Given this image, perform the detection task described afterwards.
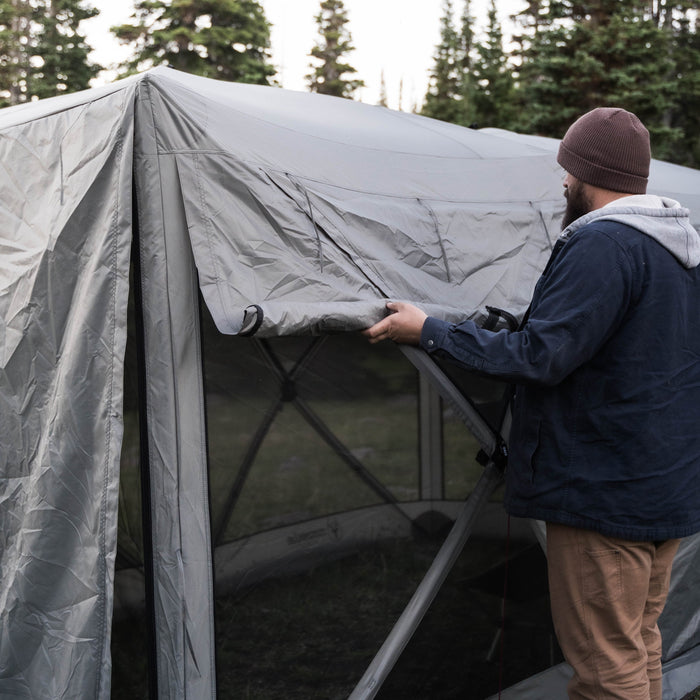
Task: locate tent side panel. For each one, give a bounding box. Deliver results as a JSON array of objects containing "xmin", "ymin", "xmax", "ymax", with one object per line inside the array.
[
  {"xmin": 659, "ymin": 532, "xmax": 700, "ymax": 660},
  {"xmin": 0, "ymin": 88, "xmax": 135, "ymax": 698},
  {"xmin": 133, "ymin": 79, "xmax": 216, "ymax": 700}
]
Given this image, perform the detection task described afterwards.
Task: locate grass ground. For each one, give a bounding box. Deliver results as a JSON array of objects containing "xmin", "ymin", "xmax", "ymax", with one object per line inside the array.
[
  {"xmin": 111, "ymin": 531, "xmax": 700, "ymax": 698},
  {"xmin": 111, "ymin": 534, "xmax": 561, "ymax": 699}
]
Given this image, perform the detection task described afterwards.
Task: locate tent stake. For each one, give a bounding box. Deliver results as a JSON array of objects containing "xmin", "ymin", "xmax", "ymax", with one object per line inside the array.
[{"xmin": 348, "ymin": 461, "xmax": 504, "ymax": 700}]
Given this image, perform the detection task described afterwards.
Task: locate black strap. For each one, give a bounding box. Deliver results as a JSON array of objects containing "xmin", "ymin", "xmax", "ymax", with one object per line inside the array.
[
  {"xmin": 482, "ymin": 306, "xmax": 520, "ymax": 332},
  {"xmin": 239, "ymin": 304, "xmax": 264, "ymax": 336}
]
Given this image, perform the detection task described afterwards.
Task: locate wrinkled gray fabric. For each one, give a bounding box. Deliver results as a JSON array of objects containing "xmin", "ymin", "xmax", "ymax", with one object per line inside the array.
[
  {"xmin": 140, "ymin": 69, "xmax": 563, "ymax": 336},
  {"xmin": 132, "ymin": 78, "xmax": 217, "ymax": 698},
  {"xmin": 660, "ymin": 532, "xmax": 700, "ymax": 659},
  {"xmin": 0, "ymin": 85, "xmax": 135, "ymax": 698}
]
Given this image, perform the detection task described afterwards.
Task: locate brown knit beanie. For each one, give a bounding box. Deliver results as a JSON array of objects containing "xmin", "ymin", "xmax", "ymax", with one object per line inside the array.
[{"xmin": 557, "ymin": 107, "xmax": 650, "ymax": 193}]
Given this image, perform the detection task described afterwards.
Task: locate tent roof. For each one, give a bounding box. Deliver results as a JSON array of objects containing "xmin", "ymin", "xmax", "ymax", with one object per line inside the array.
[
  {"xmin": 0, "ymin": 75, "xmax": 136, "ymax": 129},
  {"xmin": 137, "ymin": 68, "xmax": 562, "ymax": 201},
  {"xmin": 481, "ymin": 127, "xmax": 700, "ymax": 216},
  {"xmin": 130, "ymin": 68, "xmax": 565, "ymax": 335},
  {"xmin": 3, "ymin": 68, "xmax": 699, "ymax": 340}
]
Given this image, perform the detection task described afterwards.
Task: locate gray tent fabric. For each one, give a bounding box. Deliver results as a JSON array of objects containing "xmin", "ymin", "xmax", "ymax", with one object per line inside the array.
[
  {"xmin": 0, "ymin": 84, "xmax": 135, "ymax": 697},
  {"xmin": 1, "ymin": 66, "xmax": 699, "ymax": 699},
  {"xmin": 149, "ymin": 69, "xmax": 563, "ymax": 336},
  {"xmin": 663, "ymin": 532, "xmax": 700, "ymax": 659},
  {"xmin": 132, "ymin": 77, "xmax": 217, "ymax": 698}
]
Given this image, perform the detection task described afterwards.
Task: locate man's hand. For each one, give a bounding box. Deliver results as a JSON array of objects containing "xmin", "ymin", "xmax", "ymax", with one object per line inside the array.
[{"xmin": 362, "ymin": 302, "xmax": 428, "ymax": 345}]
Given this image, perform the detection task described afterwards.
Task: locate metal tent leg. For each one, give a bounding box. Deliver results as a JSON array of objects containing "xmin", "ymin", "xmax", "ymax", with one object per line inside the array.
[
  {"xmin": 348, "ymin": 344, "xmax": 510, "ymax": 700},
  {"xmin": 348, "ymin": 461, "xmax": 504, "ymax": 700}
]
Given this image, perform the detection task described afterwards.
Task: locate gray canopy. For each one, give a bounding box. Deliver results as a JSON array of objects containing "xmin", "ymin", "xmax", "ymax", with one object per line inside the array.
[{"xmin": 1, "ymin": 67, "xmax": 699, "ymax": 699}]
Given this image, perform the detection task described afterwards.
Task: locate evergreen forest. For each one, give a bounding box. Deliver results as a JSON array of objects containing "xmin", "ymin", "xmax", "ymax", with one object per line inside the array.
[
  {"xmin": 0, "ymin": 0, "xmax": 699, "ymax": 166},
  {"xmin": 422, "ymin": 0, "xmax": 700, "ymax": 167}
]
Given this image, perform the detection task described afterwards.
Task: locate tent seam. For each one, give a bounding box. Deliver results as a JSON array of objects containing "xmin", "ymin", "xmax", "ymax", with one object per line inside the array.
[
  {"xmin": 139, "ymin": 74, "xmax": 173, "ymax": 697},
  {"xmin": 167, "ymin": 154, "xmax": 563, "ymax": 204},
  {"xmin": 417, "ymin": 198, "xmax": 451, "ymax": 283},
  {"xmin": 151, "ymin": 145, "xmax": 555, "ymax": 163},
  {"xmin": 286, "ymin": 173, "xmax": 325, "ymax": 272},
  {"xmin": 94, "ymin": 88, "xmax": 127, "ymax": 700}
]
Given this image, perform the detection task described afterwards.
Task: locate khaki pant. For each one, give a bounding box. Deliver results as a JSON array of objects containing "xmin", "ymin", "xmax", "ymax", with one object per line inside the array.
[{"xmin": 546, "ymin": 523, "xmax": 680, "ymax": 700}]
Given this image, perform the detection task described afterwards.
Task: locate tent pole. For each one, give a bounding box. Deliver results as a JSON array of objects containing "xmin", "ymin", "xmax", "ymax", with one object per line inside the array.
[
  {"xmin": 293, "ymin": 394, "xmax": 414, "ymax": 518},
  {"xmin": 131, "ymin": 180, "xmax": 159, "ymax": 700},
  {"xmin": 348, "ymin": 345, "xmax": 508, "ymax": 699},
  {"xmin": 398, "ymin": 345, "xmax": 498, "ymax": 454},
  {"xmin": 347, "ymin": 461, "xmax": 504, "ymax": 700},
  {"xmin": 255, "ymin": 338, "xmax": 415, "ymax": 522},
  {"xmin": 212, "ymin": 338, "xmax": 326, "ymax": 544},
  {"xmin": 212, "ymin": 393, "xmax": 286, "ymax": 545}
]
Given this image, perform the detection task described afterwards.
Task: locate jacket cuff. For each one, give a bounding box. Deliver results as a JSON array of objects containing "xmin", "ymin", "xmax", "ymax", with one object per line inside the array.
[{"xmin": 420, "ymin": 316, "xmax": 452, "ymax": 353}]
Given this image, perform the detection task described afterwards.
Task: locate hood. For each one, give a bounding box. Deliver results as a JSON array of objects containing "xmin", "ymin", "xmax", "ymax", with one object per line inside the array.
[{"xmin": 563, "ymin": 194, "xmax": 700, "ymax": 269}]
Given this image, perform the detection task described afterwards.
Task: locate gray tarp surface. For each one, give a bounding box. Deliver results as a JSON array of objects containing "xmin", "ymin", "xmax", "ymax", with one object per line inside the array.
[
  {"xmin": 1, "ymin": 67, "xmax": 699, "ymax": 699},
  {"xmin": 0, "ymin": 82, "xmax": 135, "ymax": 697},
  {"xmin": 149, "ymin": 70, "xmax": 564, "ymax": 335}
]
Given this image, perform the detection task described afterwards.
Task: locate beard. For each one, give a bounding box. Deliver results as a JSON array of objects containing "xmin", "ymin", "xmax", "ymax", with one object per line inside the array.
[{"xmin": 561, "ymin": 179, "xmax": 594, "ymax": 230}]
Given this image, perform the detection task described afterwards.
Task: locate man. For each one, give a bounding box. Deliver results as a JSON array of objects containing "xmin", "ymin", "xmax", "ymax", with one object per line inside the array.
[{"xmin": 363, "ymin": 108, "xmax": 700, "ymax": 700}]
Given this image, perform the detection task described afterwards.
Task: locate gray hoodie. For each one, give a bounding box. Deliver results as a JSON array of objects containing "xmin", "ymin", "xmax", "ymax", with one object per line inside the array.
[{"xmin": 563, "ymin": 194, "xmax": 700, "ymax": 269}]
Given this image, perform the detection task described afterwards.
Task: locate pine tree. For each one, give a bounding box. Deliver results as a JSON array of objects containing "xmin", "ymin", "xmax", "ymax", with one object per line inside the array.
[
  {"xmin": 513, "ymin": 1, "xmax": 679, "ymax": 150},
  {"xmin": 642, "ymin": 0, "xmax": 700, "ymax": 167},
  {"xmin": 666, "ymin": 9, "xmax": 700, "ymax": 166},
  {"xmin": 306, "ymin": 0, "xmax": 364, "ymax": 99},
  {"xmin": 112, "ymin": 0, "xmax": 275, "ymax": 85},
  {"xmin": 421, "ymin": 0, "xmax": 463, "ymax": 123},
  {"xmin": 458, "ymin": 0, "xmax": 477, "ymax": 126},
  {"xmin": 31, "ymin": 0, "xmax": 101, "ymax": 101},
  {"xmin": 472, "ymin": 0, "xmax": 515, "ymax": 129},
  {"xmin": 0, "ymin": 0, "xmax": 33, "ymax": 106},
  {"xmin": 511, "ymin": 0, "xmax": 580, "ymax": 134},
  {"xmin": 0, "ymin": 0, "xmax": 99, "ymax": 107},
  {"xmin": 378, "ymin": 68, "xmax": 388, "ymax": 107}
]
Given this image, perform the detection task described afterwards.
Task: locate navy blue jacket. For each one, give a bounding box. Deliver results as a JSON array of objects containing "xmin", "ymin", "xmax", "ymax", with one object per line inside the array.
[{"xmin": 420, "ymin": 200, "xmax": 700, "ymax": 540}]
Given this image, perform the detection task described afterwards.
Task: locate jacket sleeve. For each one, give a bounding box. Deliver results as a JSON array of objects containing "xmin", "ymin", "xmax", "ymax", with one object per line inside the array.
[{"xmin": 419, "ymin": 228, "xmax": 637, "ymax": 386}]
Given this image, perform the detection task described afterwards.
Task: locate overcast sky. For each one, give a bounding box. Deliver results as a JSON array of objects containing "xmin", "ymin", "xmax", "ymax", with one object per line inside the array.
[{"xmin": 83, "ymin": 0, "xmax": 522, "ymax": 111}]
